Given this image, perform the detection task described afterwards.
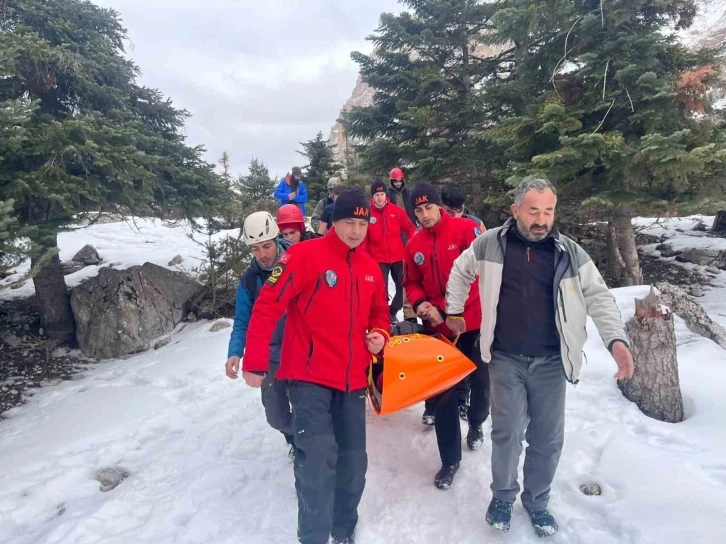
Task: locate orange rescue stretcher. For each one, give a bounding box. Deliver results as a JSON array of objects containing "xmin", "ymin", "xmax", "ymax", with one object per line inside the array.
[{"xmin": 367, "ymin": 333, "xmax": 476, "ymax": 415}]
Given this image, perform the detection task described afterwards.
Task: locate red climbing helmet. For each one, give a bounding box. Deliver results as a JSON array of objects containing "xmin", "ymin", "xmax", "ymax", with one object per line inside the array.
[
  {"xmin": 389, "ymin": 167, "xmax": 405, "ymax": 181},
  {"xmin": 276, "ymin": 204, "xmax": 305, "ymax": 231}
]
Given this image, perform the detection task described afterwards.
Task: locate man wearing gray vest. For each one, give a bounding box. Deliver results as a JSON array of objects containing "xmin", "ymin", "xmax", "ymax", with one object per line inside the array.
[{"xmin": 445, "ymin": 178, "xmax": 634, "ymax": 538}]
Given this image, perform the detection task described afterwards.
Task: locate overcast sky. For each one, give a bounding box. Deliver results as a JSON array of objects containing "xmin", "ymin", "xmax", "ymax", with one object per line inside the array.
[{"xmin": 94, "ymin": 0, "xmax": 401, "ymax": 178}]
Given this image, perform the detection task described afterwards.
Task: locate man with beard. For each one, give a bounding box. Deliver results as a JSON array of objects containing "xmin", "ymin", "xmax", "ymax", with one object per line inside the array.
[{"xmin": 445, "ymin": 178, "xmax": 634, "ymax": 538}]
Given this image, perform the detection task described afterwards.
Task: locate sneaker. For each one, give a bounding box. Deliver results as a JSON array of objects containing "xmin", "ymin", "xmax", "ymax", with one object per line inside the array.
[
  {"xmin": 525, "ymin": 507, "xmax": 558, "ymax": 538},
  {"xmin": 458, "ymin": 404, "xmax": 469, "ymax": 421},
  {"xmin": 486, "ymin": 497, "xmax": 514, "ymax": 533},
  {"xmin": 330, "ymin": 536, "xmax": 354, "ymax": 544},
  {"xmin": 466, "ymin": 424, "xmax": 484, "ymax": 451},
  {"xmin": 434, "ymin": 462, "xmax": 460, "ymax": 489}
]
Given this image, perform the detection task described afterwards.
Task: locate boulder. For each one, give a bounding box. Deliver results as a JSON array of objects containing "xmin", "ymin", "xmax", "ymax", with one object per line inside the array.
[
  {"xmin": 656, "ymin": 244, "xmax": 681, "ymax": 258},
  {"xmin": 72, "ymin": 244, "xmax": 102, "ymax": 265},
  {"xmin": 712, "ymin": 210, "xmax": 726, "ymax": 233},
  {"xmin": 70, "ymin": 263, "xmax": 202, "ymax": 359},
  {"xmin": 675, "ymin": 248, "xmax": 726, "ymax": 268},
  {"xmin": 62, "ymin": 261, "xmax": 86, "ymax": 275},
  {"xmin": 96, "ymin": 467, "xmax": 128, "ymax": 492},
  {"xmin": 692, "ymin": 221, "xmax": 707, "ymax": 232},
  {"xmin": 168, "ymin": 254, "xmax": 184, "ymax": 266}
]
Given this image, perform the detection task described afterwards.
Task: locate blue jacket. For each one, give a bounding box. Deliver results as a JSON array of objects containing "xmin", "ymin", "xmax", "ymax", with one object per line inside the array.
[
  {"xmin": 227, "ymin": 240, "xmax": 291, "ymax": 362},
  {"xmin": 274, "ymin": 176, "xmax": 309, "ymax": 215}
]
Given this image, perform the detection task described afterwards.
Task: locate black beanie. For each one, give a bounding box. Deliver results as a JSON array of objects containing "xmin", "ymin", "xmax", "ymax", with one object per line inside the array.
[
  {"xmin": 370, "ymin": 180, "xmax": 387, "ymax": 196},
  {"xmin": 409, "ymin": 181, "xmax": 442, "ymax": 208},
  {"xmin": 332, "ymin": 187, "xmax": 371, "ymax": 222}
]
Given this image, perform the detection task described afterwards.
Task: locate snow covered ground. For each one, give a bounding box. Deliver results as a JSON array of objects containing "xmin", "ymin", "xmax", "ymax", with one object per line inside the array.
[{"xmin": 1, "ymin": 218, "xmax": 726, "ymax": 543}]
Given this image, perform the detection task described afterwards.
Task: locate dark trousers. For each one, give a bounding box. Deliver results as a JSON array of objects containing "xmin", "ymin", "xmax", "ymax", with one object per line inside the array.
[
  {"xmin": 432, "ymin": 330, "xmax": 491, "ymax": 466},
  {"xmin": 289, "ymin": 381, "xmax": 368, "ymax": 544},
  {"xmin": 378, "ymin": 262, "xmax": 404, "ymax": 317},
  {"xmin": 261, "ymin": 360, "xmax": 293, "ymax": 445}
]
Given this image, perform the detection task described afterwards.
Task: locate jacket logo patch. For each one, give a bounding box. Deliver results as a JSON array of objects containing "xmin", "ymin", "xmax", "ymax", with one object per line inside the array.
[
  {"xmin": 266, "ymin": 264, "xmax": 286, "ymax": 286},
  {"xmin": 279, "ymin": 253, "xmax": 290, "ymax": 264},
  {"xmin": 365, "ymin": 274, "xmax": 375, "ymax": 282},
  {"xmin": 370, "ymin": 216, "xmax": 377, "ymax": 224},
  {"xmin": 414, "ymin": 252, "xmax": 425, "ymax": 265},
  {"xmin": 353, "ymin": 207, "xmax": 370, "ymax": 218},
  {"xmin": 414, "ymin": 195, "xmax": 429, "ymax": 206},
  {"xmin": 325, "ymin": 270, "xmax": 338, "ymax": 287},
  {"xmin": 474, "ymin": 227, "xmax": 481, "ymax": 236},
  {"xmin": 448, "ymin": 244, "xmax": 457, "ymax": 251}
]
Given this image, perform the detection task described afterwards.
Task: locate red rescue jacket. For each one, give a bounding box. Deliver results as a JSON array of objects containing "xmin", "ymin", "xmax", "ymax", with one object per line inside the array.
[
  {"xmin": 243, "ymin": 230, "xmax": 391, "ymax": 392},
  {"xmin": 366, "ymin": 199, "xmax": 417, "ymax": 264},
  {"xmin": 404, "ymin": 212, "xmax": 482, "ymax": 336}
]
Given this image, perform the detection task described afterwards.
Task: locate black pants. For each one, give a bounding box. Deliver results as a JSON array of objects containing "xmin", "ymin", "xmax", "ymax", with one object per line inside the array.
[
  {"xmin": 289, "ymin": 381, "xmax": 367, "ymax": 544},
  {"xmin": 378, "ymin": 262, "xmax": 404, "ymax": 317},
  {"xmin": 261, "ymin": 360, "xmax": 294, "ymax": 445},
  {"xmin": 432, "ymin": 330, "xmax": 491, "ymax": 466}
]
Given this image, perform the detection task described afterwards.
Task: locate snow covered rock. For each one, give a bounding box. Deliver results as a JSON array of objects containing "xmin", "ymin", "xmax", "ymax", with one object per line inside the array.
[
  {"xmin": 580, "ymin": 483, "xmax": 602, "ymax": 496},
  {"xmin": 95, "ymin": 467, "xmax": 129, "ymax": 492},
  {"xmin": 693, "ymin": 220, "xmax": 707, "ymax": 232},
  {"xmin": 656, "ymin": 243, "xmax": 681, "ymax": 258},
  {"xmin": 70, "ymin": 263, "xmax": 202, "ymax": 359},
  {"xmin": 675, "ymin": 247, "xmax": 726, "ymax": 267},
  {"xmin": 72, "ymin": 244, "xmax": 102, "ymax": 265},
  {"xmin": 168, "ymin": 254, "xmax": 184, "ymax": 266},
  {"xmin": 61, "ymin": 261, "xmax": 86, "ymax": 276},
  {"xmin": 209, "ymin": 320, "xmax": 231, "ymax": 332}
]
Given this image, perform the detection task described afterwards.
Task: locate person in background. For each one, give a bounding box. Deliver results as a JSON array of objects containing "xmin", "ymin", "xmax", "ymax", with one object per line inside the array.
[
  {"xmin": 441, "ymin": 183, "xmax": 485, "ymax": 230},
  {"xmin": 318, "ymin": 183, "xmax": 347, "ymax": 235},
  {"xmin": 274, "ymin": 166, "xmax": 309, "ymax": 215},
  {"xmin": 312, "ymin": 176, "xmax": 341, "ymax": 232},
  {"xmin": 387, "ymin": 167, "xmax": 416, "ymax": 224},
  {"xmin": 224, "ymin": 212, "xmax": 294, "ymax": 454},
  {"xmin": 277, "ymin": 204, "xmax": 320, "ymax": 243},
  {"xmin": 241, "ymin": 187, "xmax": 390, "ymax": 544},
  {"xmin": 445, "ymin": 177, "xmax": 634, "ymax": 537},
  {"xmin": 403, "ymin": 181, "xmax": 490, "ymax": 490},
  {"xmin": 367, "ymin": 180, "xmax": 416, "ymax": 323}
]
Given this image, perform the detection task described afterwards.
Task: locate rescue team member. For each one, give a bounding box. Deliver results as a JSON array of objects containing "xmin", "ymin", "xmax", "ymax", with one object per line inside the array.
[
  {"xmin": 311, "ymin": 176, "xmax": 342, "ymax": 233},
  {"xmin": 367, "ymin": 180, "xmax": 416, "ymax": 322},
  {"xmin": 440, "ymin": 182, "xmax": 485, "ymax": 229},
  {"xmin": 276, "ymin": 204, "xmax": 320, "ymax": 243},
  {"xmin": 387, "ymin": 167, "xmax": 418, "ymax": 322},
  {"xmin": 403, "ymin": 181, "xmax": 491, "ymax": 490},
  {"xmin": 225, "ymin": 212, "xmax": 294, "ymax": 452},
  {"xmin": 318, "ymin": 183, "xmax": 348, "ymax": 235},
  {"xmin": 240, "ymin": 187, "xmax": 391, "ymax": 544},
  {"xmin": 445, "ymin": 178, "xmax": 633, "ymax": 537}
]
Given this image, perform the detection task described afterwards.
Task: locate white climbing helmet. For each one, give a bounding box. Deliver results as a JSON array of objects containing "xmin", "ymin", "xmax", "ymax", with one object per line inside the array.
[{"xmin": 242, "ymin": 211, "xmax": 279, "ymax": 245}]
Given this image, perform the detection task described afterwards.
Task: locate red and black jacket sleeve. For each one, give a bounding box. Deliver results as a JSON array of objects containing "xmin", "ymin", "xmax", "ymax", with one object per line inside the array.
[{"xmin": 242, "ymin": 246, "xmax": 308, "ymax": 373}]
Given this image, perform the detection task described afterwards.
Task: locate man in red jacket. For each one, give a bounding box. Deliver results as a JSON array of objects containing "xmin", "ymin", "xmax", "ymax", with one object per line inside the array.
[
  {"xmin": 242, "ymin": 187, "xmax": 391, "ymax": 544},
  {"xmin": 404, "ymin": 181, "xmax": 491, "ymax": 490},
  {"xmin": 367, "ymin": 180, "xmax": 417, "ymax": 322}
]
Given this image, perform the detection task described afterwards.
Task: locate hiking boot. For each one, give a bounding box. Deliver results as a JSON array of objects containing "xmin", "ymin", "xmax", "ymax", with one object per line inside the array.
[
  {"xmin": 458, "ymin": 404, "xmax": 469, "ymax": 421},
  {"xmin": 525, "ymin": 507, "xmax": 559, "ymax": 538},
  {"xmin": 434, "ymin": 462, "xmax": 460, "ymax": 489},
  {"xmin": 486, "ymin": 497, "xmax": 514, "ymax": 533},
  {"xmin": 466, "ymin": 424, "xmax": 484, "ymax": 451},
  {"xmin": 422, "ymin": 405, "xmax": 435, "ymax": 426}
]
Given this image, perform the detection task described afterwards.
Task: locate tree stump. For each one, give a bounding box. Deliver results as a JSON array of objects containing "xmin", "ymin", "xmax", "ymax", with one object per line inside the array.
[{"xmin": 618, "ymin": 287, "xmax": 684, "ymax": 423}]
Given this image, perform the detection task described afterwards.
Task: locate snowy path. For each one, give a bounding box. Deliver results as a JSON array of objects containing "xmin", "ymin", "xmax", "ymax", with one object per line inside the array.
[{"xmin": 1, "ymin": 219, "xmax": 726, "ymax": 542}]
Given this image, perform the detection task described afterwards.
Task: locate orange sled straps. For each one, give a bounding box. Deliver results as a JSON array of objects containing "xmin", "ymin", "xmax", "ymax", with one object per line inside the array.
[{"xmin": 367, "ymin": 333, "xmax": 476, "ymax": 416}]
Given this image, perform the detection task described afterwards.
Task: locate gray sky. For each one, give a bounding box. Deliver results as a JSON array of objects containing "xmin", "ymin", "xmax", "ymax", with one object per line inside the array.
[{"xmin": 94, "ymin": 0, "xmax": 401, "ymax": 178}]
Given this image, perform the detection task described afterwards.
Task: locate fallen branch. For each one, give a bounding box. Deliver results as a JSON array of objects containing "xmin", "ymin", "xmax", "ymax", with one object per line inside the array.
[{"xmin": 655, "ymin": 282, "xmax": 726, "ymax": 350}]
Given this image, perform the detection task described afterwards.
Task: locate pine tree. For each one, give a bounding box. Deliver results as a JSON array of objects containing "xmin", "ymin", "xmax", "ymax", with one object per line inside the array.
[
  {"xmin": 480, "ymin": 0, "xmax": 724, "ymax": 285},
  {"xmin": 0, "ymin": 0, "xmax": 229, "ymax": 341},
  {"xmin": 297, "ymin": 132, "xmax": 340, "ymax": 202},
  {"xmin": 344, "ymin": 0, "xmax": 510, "ymax": 205},
  {"xmin": 236, "ymin": 158, "xmax": 276, "ymax": 204}
]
